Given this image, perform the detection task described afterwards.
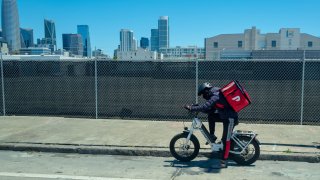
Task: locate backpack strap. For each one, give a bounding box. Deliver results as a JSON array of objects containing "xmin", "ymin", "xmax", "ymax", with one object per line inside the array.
[{"xmin": 215, "ymin": 103, "xmax": 225, "ymax": 109}]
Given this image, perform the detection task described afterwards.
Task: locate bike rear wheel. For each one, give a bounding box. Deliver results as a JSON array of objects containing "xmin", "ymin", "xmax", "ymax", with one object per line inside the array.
[
  {"xmin": 231, "ymin": 136, "xmax": 260, "ymax": 165},
  {"xmin": 169, "ymin": 133, "xmax": 200, "ymax": 162}
]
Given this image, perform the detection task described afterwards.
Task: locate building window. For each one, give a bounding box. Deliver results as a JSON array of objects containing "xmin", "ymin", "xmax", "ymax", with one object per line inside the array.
[
  {"xmin": 214, "ymin": 42, "xmax": 218, "ymax": 48},
  {"xmin": 238, "ymin": 41, "xmax": 243, "ymax": 48},
  {"xmin": 287, "ymin": 30, "xmax": 294, "ymax": 38},
  {"xmin": 271, "ymin": 40, "xmax": 277, "ymax": 47},
  {"xmin": 308, "ymin": 41, "xmax": 313, "ymax": 47}
]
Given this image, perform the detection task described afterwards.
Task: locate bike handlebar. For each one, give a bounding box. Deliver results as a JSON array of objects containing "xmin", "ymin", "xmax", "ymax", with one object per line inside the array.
[{"xmin": 183, "ymin": 107, "xmax": 199, "ymax": 117}]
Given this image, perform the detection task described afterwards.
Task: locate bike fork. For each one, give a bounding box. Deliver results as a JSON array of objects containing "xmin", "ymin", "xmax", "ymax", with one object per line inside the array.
[
  {"xmin": 184, "ymin": 118, "xmax": 200, "ymax": 144},
  {"xmin": 184, "ymin": 126, "xmax": 194, "ymax": 145}
]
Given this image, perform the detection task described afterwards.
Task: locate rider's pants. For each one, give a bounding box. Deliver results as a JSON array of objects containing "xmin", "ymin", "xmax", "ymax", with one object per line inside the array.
[
  {"xmin": 208, "ymin": 114, "xmax": 237, "ymax": 160},
  {"xmin": 222, "ymin": 118, "xmax": 235, "ymax": 160},
  {"xmin": 208, "ymin": 113, "xmax": 223, "ymax": 135}
]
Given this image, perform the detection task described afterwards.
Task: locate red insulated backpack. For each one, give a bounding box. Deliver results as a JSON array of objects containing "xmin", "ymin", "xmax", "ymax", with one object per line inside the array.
[{"xmin": 219, "ymin": 80, "xmax": 252, "ymax": 112}]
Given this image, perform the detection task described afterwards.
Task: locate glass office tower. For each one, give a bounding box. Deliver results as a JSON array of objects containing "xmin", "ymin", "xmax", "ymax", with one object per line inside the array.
[
  {"xmin": 150, "ymin": 29, "xmax": 159, "ymax": 51},
  {"xmin": 62, "ymin": 34, "xmax": 83, "ymax": 56},
  {"xmin": 44, "ymin": 19, "xmax": 56, "ymax": 51},
  {"xmin": 77, "ymin": 25, "xmax": 92, "ymax": 57},
  {"xmin": 20, "ymin": 28, "xmax": 34, "ymax": 48},
  {"xmin": 1, "ymin": 0, "xmax": 21, "ymax": 52},
  {"xmin": 140, "ymin": 37, "xmax": 149, "ymax": 49},
  {"xmin": 158, "ymin": 16, "xmax": 169, "ymax": 49}
]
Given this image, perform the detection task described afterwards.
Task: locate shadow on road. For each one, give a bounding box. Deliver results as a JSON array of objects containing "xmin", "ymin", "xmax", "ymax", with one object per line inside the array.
[{"xmin": 164, "ymin": 158, "xmax": 256, "ymax": 174}]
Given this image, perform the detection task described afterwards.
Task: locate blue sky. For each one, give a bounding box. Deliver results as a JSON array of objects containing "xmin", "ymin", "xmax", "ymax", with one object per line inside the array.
[{"xmin": 5, "ymin": 0, "xmax": 320, "ymax": 55}]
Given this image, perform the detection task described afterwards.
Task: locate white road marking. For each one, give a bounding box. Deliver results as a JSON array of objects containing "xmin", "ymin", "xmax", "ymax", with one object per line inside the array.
[{"xmin": 0, "ymin": 172, "xmax": 150, "ymax": 180}]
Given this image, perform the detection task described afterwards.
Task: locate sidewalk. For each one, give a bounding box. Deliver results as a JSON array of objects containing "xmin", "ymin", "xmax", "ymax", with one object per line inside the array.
[{"xmin": 0, "ymin": 116, "xmax": 319, "ymax": 163}]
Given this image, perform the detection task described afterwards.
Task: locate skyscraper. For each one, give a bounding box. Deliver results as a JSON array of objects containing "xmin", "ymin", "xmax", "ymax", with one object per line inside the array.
[
  {"xmin": 150, "ymin": 29, "xmax": 159, "ymax": 51},
  {"xmin": 120, "ymin": 29, "xmax": 134, "ymax": 52},
  {"xmin": 77, "ymin": 25, "xmax": 92, "ymax": 57},
  {"xmin": 44, "ymin": 19, "xmax": 56, "ymax": 51},
  {"xmin": 62, "ymin": 34, "xmax": 83, "ymax": 56},
  {"xmin": 158, "ymin": 16, "xmax": 169, "ymax": 49},
  {"xmin": 140, "ymin": 37, "xmax": 149, "ymax": 49},
  {"xmin": 1, "ymin": 0, "xmax": 21, "ymax": 52},
  {"xmin": 132, "ymin": 38, "xmax": 137, "ymax": 51},
  {"xmin": 20, "ymin": 28, "xmax": 34, "ymax": 48}
]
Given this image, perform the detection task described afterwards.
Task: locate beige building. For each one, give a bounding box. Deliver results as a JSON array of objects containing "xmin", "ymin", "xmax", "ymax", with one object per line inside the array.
[{"xmin": 205, "ymin": 27, "xmax": 320, "ymax": 60}]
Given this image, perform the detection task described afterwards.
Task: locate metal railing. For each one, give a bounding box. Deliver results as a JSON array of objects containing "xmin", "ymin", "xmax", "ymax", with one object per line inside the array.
[{"xmin": 0, "ymin": 57, "xmax": 319, "ymax": 125}]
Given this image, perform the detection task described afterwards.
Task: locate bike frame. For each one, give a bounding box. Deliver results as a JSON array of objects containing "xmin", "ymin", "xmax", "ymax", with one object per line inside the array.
[{"xmin": 184, "ymin": 116, "xmax": 258, "ymax": 155}]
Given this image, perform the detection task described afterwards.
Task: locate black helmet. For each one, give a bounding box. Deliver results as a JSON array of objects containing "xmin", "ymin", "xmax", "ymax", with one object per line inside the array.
[{"xmin": 198, "ymin": 82, "xmax": 213, "ymax": 96}]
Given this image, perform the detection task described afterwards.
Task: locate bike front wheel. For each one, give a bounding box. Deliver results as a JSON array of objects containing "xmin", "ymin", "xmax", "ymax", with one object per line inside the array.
[{"xmin": 169, "ymin": 132, "xmax": 200, "ymax": 162}]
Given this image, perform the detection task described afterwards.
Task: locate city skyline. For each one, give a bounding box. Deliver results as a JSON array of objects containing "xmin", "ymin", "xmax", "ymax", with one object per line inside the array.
[{"xmin": 1, "ymin": 0, "xmax": 320, "ymax": 55}]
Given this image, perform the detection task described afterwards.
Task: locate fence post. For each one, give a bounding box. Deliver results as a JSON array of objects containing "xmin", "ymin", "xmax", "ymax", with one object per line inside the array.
[
  {"xmin": 0, "ymin": 53, "xmax": 5, "ymax": 116},
  {"xmin": 195, "ymin": 58, "xmax": 199, "ymax": 104},
  {"xmin": 300, "ymin": 50, "xmax": 306, "ymax": 125},
  {"xmin": 95, "ymin": 54, "xmax": 98, "ymax": 119}
]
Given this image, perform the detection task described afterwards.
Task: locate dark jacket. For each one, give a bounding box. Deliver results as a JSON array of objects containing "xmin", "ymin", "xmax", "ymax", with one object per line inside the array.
[{"xmin": 191, "ymin": 87, "xmax": 238, "ymax": 119}]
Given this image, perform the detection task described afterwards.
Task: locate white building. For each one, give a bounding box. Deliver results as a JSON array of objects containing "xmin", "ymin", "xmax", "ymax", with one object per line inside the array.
[
  {"xmin": 19, "ymin": 47, "xmax": 51, "ymax": 55},
  {"xmin": 117, "ymin": 48, "xmax": 162, "ymax": 61},
  {"xmin": 120, "ymin": 29, "xmax": 135, "ymax": 52},
  {"xmin": 92, "ymin": 49, "xmax": 110, "ymax": 60},
  {"xmin": 0, "ymin": 41, "xmax": 9, "ymax": 55},
  {"xmin": 132, "ymin": 38, "xmax": 137, "ymax": 51},
  {"xmin": 1, "ymin": 55, "xmax": 84, "ymax": 61},
  {"xmin": 159, "ymin": 46, "xmax": 205, "ymax": 60},
  {"xmin": 205, "ymin": 27, "xmax": 320, "ymax": 60}
]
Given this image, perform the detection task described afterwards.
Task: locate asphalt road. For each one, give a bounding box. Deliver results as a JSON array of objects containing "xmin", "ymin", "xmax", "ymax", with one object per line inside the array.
[{"xmin": 0, "ymin": 151, "xmax": 319, "ymax": 180}]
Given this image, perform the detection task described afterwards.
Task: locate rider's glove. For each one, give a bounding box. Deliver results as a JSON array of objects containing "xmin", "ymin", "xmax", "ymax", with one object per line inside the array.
[{"xmin": 184, "ymin": 104, "xmax": 192, "ymax": 111}]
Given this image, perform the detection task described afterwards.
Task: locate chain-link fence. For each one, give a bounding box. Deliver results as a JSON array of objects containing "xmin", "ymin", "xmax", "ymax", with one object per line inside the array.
[
  {"xmin": 3, "ymin": 60, "xmax": 96, "ymax": 117},
  {"xmin": 198, "ymin": 60, "xmax": 303, "ymax": 124},
  {"xmin": 97, "ymin": 61, "xmax": 196, "ymax": 120},
  {"xmin": 304, "ymin": 60, "xmax": 320, "ymax": 125},
  {"xmin": 0, "ymin": 58, "xmax": 319, "ymax": 125}
]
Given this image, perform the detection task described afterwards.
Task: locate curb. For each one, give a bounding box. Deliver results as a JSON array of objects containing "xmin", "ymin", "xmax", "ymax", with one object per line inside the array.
[
  {"xmin": 0, "ymin": 143, "xmax": 319, "ymax": 163},
  {"xmin": 0, "ymin": 143, "xmax": 171, "ymax": 157}
]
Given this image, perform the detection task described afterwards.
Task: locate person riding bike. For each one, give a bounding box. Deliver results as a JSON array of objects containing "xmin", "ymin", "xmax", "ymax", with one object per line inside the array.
[{"xmin": 184, "ymin": 82, "xmax": 239, "ymax": 168}]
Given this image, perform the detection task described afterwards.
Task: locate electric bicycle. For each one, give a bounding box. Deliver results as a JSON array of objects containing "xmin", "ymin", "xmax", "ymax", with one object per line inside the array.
[{"xmin": 169, "ymin": 110, "xmax": 260, "ymax": 165}]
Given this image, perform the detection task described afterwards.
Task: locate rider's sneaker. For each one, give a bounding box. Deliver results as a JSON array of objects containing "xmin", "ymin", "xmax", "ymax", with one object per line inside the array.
[
  {"xmin": 210, "ymin": 160, "xmax": 228, "ymax": 169},
  {"xmin": 204, "ymin": 152, "xmax": 214, "ymax": 159},
  {"xmin": 220, "ymin": 160, "xmax": 228, "ymax": 168}
]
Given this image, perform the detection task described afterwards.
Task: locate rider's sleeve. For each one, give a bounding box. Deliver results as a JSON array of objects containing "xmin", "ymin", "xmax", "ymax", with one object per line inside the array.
[{"xmin": 191, "ymin": 95, "xmax": 219, "ymax": 112}]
